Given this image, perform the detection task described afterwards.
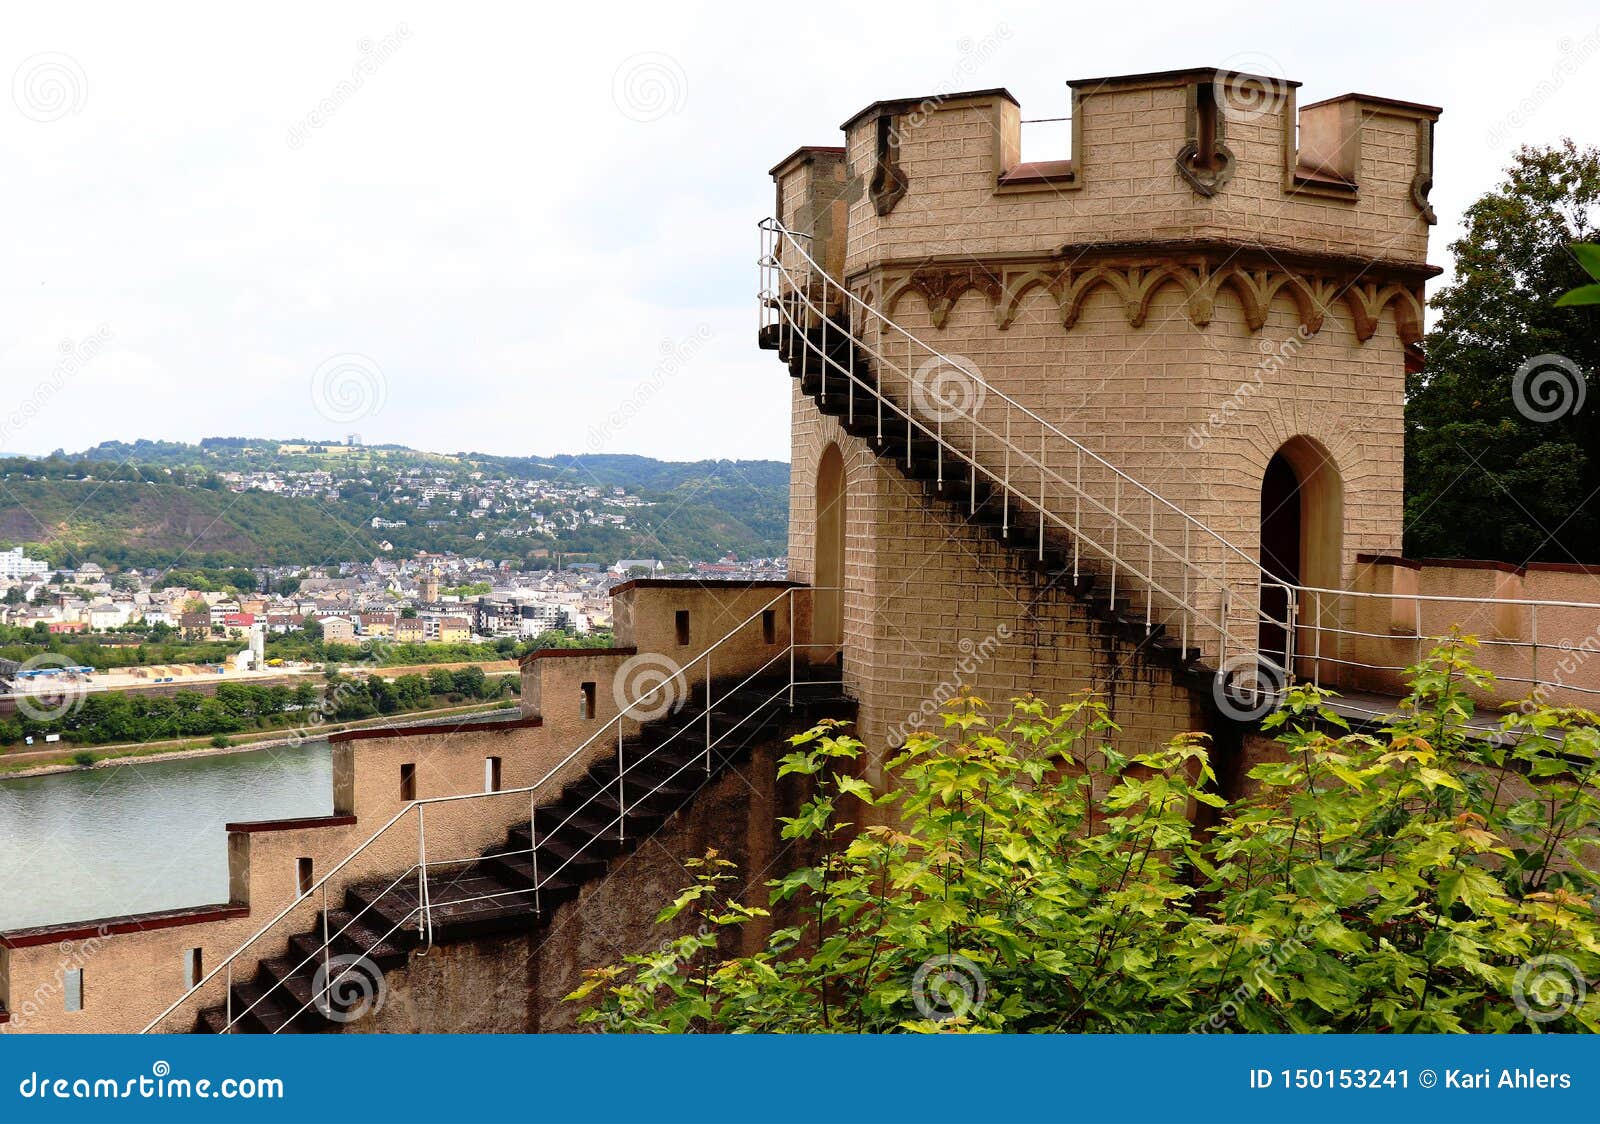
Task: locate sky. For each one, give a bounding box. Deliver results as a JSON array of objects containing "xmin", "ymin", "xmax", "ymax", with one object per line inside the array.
[{"xmin": 0, "ymin": 1, "xmax": 1595, "ymax": 464}]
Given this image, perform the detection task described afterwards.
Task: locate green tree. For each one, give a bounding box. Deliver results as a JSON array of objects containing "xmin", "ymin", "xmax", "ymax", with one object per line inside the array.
[
  {"xmin": 1406, "ymin": 141, "xmax": 1600, "ymax": 562},
  {"xmin": 570, "ymin": 639, "xmax": 1600, "ymax": 1033}
]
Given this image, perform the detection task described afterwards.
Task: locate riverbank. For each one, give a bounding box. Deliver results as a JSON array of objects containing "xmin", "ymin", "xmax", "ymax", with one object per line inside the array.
[{"xmin": 0, "ymin": 699, "xmax": 521, "ymax": 780}]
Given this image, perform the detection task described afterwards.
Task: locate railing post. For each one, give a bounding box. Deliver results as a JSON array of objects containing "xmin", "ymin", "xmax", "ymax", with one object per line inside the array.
[
  {"xmin": 530, "ymin": 788, "xmax": 541, "ymax": 916},
  {"xmin": 1002, "ymin": 408, "xmax": 1011, "ymax": 535},
  {"xmin": 1146, "ymin": 500, "xmax": 1155, "ymax": 633},
  {"xmin": 1414, "ymin": 596, "xmax": 1423, "ymax": 671},
  {"xmin": 225, "ymin": 963, "xmax": 233, "ymax": 1034},
  {"xmin": 1531, "ymin": 602, "xmax": 1540, "ymax": 698},
  {"xmin": 320, "ymin": 881, "xmax": 330, "ymax": 1008},
  {"xmin": 1038, "ymin": 431, "xmax": 1045, "ymax": 561},
  {"xmin": 617, "ymin": 723, "xmax": 626, "ymax": 842},
  {"xmin": 1181, "ymin": 521, "xmax": 1191, "ymax": 657},
  {"xmin": 704, "ymin": 649, "xmax": 713, "ymax": 775},
  {"xmin": 417, "ymin": 804, "xmax": 429, "ymax": 942},
  {"xmin": 847, "ymin": 297, "xmax": 855, "ymax": 426},
  {"xmin": 1286, "ymin": 593, "xmax": 1298, "ymax": 685},
  {"xmin": 1109, "ymin": 478, "xmax": 1121, "ymax": 607},
  {"xmin": 1220, "ymin": 551, "xmax": 1229, "ymax": 666},
  {"xmin": 1072, "ymin": 447, "xmax": 1082, "ymax": 581},
  {"xmin": 1313, "ymin": 589, "xmax": 1323, "ymax": 689},
  {"xmin": 819, "ymin": 272, "xmax": 828, "ymax": 404},
  {"xmin": 788, "ymin": 591, "xmax": 796, "ymax": 708}
]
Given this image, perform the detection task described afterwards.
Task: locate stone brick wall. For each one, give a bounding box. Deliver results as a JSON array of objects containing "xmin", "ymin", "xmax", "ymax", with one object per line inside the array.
[
  {"xmin": 790, "ymin": 389, "xmax": 1205, "ymax": 778},
  {"xmin": 779, "ymin": 66, "xmax": 1438, "ymax": 683},
  {"xmin": 334, "ymin": 734, "xmax": 822, "ymax": 1034},
  {"xmin": 0, "ymin": 580, "xmax": 821, "ymax": 1035}
]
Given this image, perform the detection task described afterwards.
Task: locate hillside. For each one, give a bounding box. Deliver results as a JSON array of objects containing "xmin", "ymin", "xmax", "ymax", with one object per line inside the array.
[
  {"xmin": 0, "ymin": 478, "xmax": 380, "ymax": 569},
  {"xmin": 0, "ymin": 441, "xmax": 790, "ymax": 569}
]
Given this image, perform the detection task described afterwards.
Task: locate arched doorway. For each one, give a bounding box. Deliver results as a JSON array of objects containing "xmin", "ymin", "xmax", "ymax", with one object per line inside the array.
[
  {"xmin": 814, "ymin": 443, "xmax": 846, "ymax": 660},
  {"xmin": 1257, "ymin": 437, "xmax": 1343, "ymax": 675}
]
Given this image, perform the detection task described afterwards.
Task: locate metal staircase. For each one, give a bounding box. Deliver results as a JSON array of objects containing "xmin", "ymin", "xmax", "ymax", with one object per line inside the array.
[
  {"xmin": 143, "ymin": 588, "xmax": 846, "ymax": 1034},
  {"xmin": 756, "ymin": 217, "xmax": 1600, "ymax": 709},
  {"xmin": 758, "ymin": 218, "xmax": 1268, "ymax": 684}
]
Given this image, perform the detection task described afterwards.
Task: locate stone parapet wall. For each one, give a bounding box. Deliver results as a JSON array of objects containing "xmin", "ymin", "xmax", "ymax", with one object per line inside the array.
[{"xmin": 0, "ymin": 580, "xmax": 816, "ymax": 1034}]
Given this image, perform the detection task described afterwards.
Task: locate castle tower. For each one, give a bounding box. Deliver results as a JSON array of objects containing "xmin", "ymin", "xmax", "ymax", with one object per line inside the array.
[{"xmin": 766, "ymin": 68, "xmax": 1441, "ymax": 760}]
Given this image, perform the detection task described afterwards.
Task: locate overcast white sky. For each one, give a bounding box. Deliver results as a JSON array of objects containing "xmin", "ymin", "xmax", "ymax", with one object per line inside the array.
[{"xmin": 0, "ymin": 1, "xmax": 1594, "ymax": 463}]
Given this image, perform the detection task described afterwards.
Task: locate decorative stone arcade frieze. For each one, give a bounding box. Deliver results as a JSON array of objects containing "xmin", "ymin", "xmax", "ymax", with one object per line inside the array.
[{"xmin": 872, "ymin": 242, "xmax": 1432, "ymax": 345}]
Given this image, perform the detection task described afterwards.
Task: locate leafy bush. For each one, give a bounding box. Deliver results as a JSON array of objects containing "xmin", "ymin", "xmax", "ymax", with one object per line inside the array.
[{"xmin": 569, "ymin": 639, "xmax": 1600, "ymax": 1033}]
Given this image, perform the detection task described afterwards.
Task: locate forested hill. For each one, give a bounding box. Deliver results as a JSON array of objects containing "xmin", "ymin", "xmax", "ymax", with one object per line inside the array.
[
  {"xmin": 0, "ymin": 477, "xmax": 377, "ymax": 570},
  {"xmin": 0, "ymin": 441, "xmax": 790, "ymax": 570}
]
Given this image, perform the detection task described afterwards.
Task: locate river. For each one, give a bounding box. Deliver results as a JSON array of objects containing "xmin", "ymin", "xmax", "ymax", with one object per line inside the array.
[{"xmin": 0, "ymin": 740, "xmax": 333, "ymax": 931}]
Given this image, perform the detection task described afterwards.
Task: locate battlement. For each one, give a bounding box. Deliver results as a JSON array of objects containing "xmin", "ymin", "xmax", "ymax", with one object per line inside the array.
[{"xmin": 773, "ymin": 67, "xmax": 1440, "ymax": 280}]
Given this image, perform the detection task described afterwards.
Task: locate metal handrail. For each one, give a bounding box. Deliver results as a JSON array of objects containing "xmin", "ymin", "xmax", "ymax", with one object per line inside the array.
[
  {"xmin": 761, "ymin": 217, "xmax": 1266, "ymax": 665},
  {"xmin": 141, "ymin": 586, "xmax": 838, "ymax": 1034},
  {"xmin": 759, "ymin": 217, "xmax": 1600, "ymax": 697}
]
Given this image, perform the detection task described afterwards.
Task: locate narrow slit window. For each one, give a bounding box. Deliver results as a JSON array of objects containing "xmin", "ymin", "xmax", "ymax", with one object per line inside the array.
[
  {"xmin": 64, "ymin": 968, "xmax": 83, "ymax": 1012},
  {"xmin": 485, "ymin": 756, "xmax": 502, "ymax": 793},
  {"xmin": 400, "ymin": 762, "xmax": 416, "ymax": 802},
  {"xmin": 1194, "ymin": 82, "xmax": 1221, "ymax": 170},
  {"xmin": 580, "ymin": 681, "xmax": 596, "ymax": 720},
  {"xmin": 184, "ymin": 947, "xmax": 203, "ymax": 989},
  {"xmin": 296, "ymin": 857, "xmax": 314, "ymax": 897},
  {"xmin": 762, "ymin": 609, "xmax": 776, "ymax": 645},
  {"xmin": 675, "ymin": 610, "xmax": 690, "ymax": 646}
]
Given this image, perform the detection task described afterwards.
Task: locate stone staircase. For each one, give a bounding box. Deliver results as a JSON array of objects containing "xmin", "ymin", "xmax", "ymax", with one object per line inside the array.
[
  {"xmin": 761, "ymin": 314, "xmax": 1213, "ymax": 693},
  {"xmin": 196, "ymin": 674, "xmax": 851, "ymax": 1033}
]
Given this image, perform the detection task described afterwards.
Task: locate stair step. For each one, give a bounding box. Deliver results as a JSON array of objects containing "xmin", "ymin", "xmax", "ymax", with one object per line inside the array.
[
  {"xmin": 197, "ymin": 1007, "xmax": 230, "ymax": 1034},
  {"xmin": 193, "ymin": 670, "xmax": 856, "ymax": 1033},
  {"xmin": 226, "ymin": 977, "xmax": 301, "ymax": 1035},
  {"xmin": 486, "ymin": 844, "xmax": 605, "ymax": 889},
  {"xmin": 259, "ymin": 956, "xmax": 321, "ymax": 1019}
]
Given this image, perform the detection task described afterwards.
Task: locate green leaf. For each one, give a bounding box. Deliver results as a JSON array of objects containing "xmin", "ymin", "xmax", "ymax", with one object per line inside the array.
[
  {"xmin": 836, "ymin": 775, "xmax": 876, "ymax": 803},
  {"xmin": 1571, "ymin": 241, "xmax": 1600, "ymax": 281},
  {"xmin": 1554, "ymin": 283, "xmax": 1600, "ymax": 307}
]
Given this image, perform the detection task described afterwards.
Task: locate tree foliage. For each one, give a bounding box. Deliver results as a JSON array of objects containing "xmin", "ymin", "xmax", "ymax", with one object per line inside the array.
[
  {"xmin": 1405, "ymin": 141, "xmax": 1600, "ymax": 562},
  {"xmin": 570, "ymin": 640, "xmax": 1600, "ymax": 1033}
]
